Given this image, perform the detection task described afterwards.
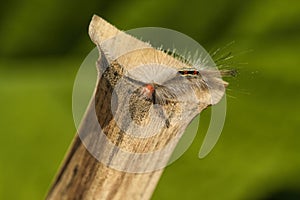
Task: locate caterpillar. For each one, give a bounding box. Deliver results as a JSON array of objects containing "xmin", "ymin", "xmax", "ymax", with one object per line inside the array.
[{"xmin": 109, "ymin": 47, "xmax": 236, "ymax": 131}]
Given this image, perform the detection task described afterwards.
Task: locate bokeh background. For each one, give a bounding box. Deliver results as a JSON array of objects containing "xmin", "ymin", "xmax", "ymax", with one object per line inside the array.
[{"xmin": 1, "ymin": 0, "xmax": 300, "ymax": 199}]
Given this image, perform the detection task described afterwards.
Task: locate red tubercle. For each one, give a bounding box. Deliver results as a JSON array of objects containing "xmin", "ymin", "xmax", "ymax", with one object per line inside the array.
[
  {"xmin": 141, "ymin": 84, "xmax": 155, "ymax": 99},
  {"xmin": 145, "ymin": 84, "xmax": 155, "ymax": 93}
]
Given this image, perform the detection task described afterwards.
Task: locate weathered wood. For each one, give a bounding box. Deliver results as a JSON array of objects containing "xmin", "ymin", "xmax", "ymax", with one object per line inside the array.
[{"xmin": 46, "ymin": 15, "xmax": 226, "ymax": 200}]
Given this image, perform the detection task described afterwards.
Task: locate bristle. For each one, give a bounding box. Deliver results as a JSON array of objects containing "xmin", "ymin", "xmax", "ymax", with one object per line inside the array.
[{"xmin": 220, "ymin": 69, "xmax": 238, "ymax": 77}]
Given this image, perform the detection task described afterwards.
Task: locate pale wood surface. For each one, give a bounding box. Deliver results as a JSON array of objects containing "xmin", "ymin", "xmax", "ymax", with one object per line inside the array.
[{"xmin": 46, "ymin": 15, "xmax": 224, "ymax": 200}]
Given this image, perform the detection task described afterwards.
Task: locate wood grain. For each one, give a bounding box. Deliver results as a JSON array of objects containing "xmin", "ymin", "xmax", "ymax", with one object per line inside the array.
[{"xmin": 46, "ymin": 15, "xmax": 225, "ymax": 200}]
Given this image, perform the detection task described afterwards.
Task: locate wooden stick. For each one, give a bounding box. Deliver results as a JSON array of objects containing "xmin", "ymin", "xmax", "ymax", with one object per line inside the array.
[{"xmin": 46, "ymin": 15, "xmax": 225, "ymax": 200}]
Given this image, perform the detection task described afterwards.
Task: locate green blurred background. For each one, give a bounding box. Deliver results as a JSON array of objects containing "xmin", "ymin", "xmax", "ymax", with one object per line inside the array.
[{"xmin": 1, "ymin": 0, "xmax": 300, "ymax": 199}]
